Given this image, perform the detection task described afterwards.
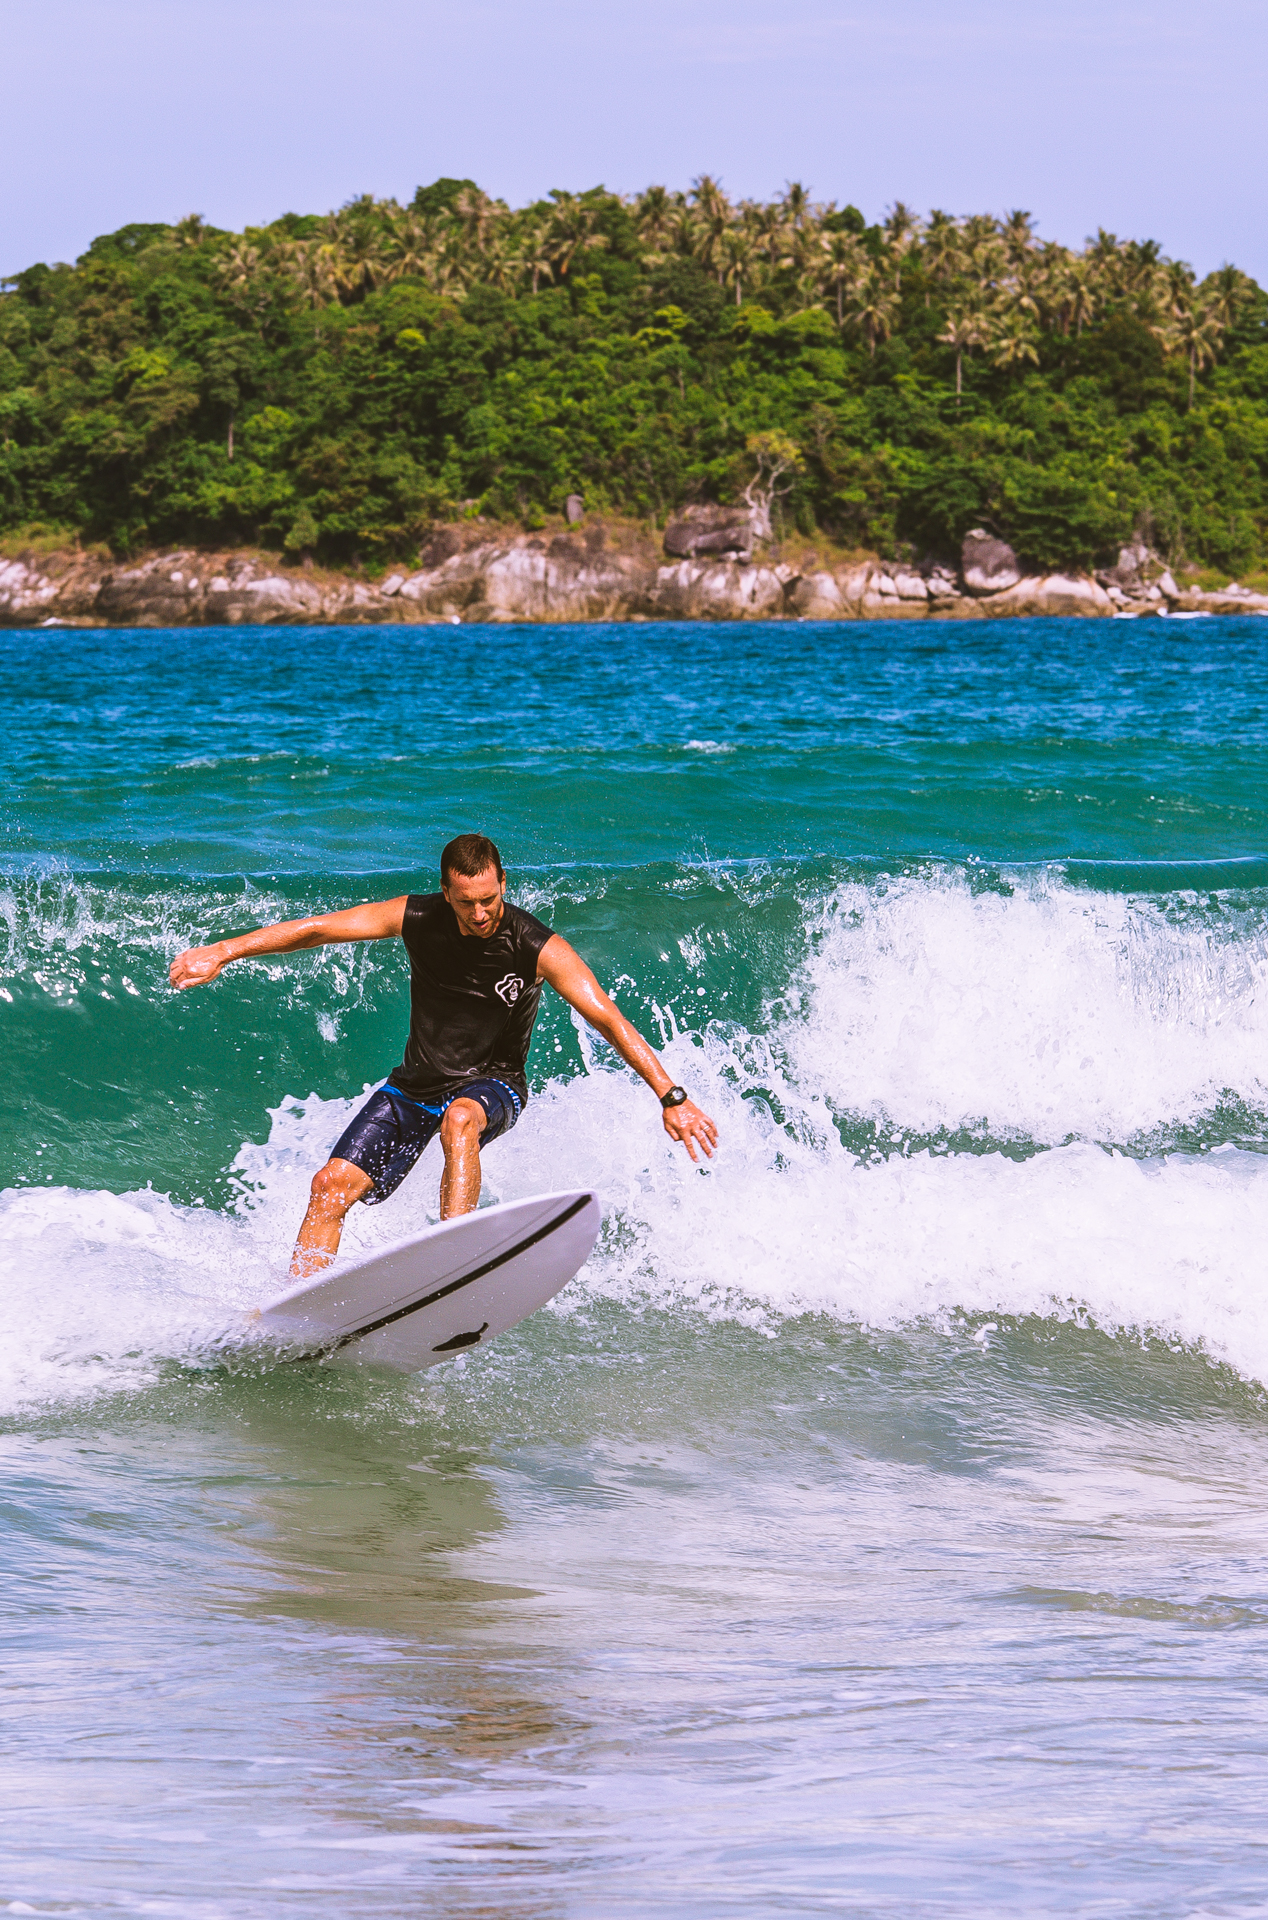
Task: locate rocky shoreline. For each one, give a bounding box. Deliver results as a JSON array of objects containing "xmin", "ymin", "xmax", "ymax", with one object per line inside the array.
[{"xmin": 2, "ymin": 519, "xmax": 1264, "ymax": 629}]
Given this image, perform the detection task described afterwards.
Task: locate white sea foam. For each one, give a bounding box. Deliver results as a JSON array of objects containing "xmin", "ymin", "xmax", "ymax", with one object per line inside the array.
[
  {"xmin": 783, "ymin": 871, "xmax": 1268, "ymax": 1145},
  {"xmin": 5, "ymin": 1077, "xmax": 1266, "ymax": 1411},
  {"xmin": 0, "ymin": 1183, "xmax": 261, "ymax": 1410},
  {"xmin": 3, "ymin": 869, "xmax": 1268, "ymax": 1413},
  {"xmin": 488, "ymin": 1058, "xmax": 1268, "ymax": 1380}
]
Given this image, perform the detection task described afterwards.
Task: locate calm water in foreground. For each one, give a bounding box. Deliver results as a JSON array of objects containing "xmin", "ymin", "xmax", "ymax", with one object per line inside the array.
[{"xmin": 3, "ymin": 614, "xmax": 1268, "ymax": 1916}]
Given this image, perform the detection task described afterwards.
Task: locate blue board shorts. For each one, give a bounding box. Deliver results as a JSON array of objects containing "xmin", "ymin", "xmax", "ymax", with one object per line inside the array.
[{"xmin": 329, "ymin": 1078, "xmax": 523, "ymax": 1205}]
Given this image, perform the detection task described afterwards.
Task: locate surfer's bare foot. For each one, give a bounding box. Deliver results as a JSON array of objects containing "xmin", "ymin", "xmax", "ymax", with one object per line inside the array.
[{"xmin": 290, "ymin": 1243, "xmax": 337, "ymax": 1281}]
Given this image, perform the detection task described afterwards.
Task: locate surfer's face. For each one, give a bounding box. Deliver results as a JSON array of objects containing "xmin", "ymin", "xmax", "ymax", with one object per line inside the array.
[{"xmin": 443, "ymin": 866, "xmax": 506, "ymax": 938}]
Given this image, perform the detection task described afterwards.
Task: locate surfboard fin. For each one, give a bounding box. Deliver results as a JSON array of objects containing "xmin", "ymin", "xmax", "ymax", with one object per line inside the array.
[{"xmin": 431, "ymin": 1321, "xmax": 489, "ymax": 1353}]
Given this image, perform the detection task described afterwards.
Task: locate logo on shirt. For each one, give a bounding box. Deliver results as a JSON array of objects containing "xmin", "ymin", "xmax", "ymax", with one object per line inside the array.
[{"xmin": 494, "ymin": 972, "xmax": 523, "ymax": 1007}]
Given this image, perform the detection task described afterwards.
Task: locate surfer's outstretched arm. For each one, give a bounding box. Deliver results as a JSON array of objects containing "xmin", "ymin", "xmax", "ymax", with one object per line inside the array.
[
  {"xmin": 536, "ymin": 936, "xmax": 718, "ymax": 1163},
  {"xmin": 168, "ymin": 896, "xmax": 408, "ymax": 989}
]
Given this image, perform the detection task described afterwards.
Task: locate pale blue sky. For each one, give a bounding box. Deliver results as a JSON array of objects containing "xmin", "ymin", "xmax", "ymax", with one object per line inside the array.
[{"xmin": 4, "ymin": 0, "xmax": 1263, "ymax": 280}]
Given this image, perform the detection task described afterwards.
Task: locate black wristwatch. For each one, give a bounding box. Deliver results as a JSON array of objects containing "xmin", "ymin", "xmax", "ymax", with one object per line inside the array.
[{"xmin": 660, "ymin": 1085, "xmax": 689, "ymax": 1110}]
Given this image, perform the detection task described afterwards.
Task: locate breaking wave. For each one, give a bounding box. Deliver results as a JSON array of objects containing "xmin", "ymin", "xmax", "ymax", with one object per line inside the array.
[{"xmin": 3, "ymin": 866, "xmax": 1268, "ymax": 1412}]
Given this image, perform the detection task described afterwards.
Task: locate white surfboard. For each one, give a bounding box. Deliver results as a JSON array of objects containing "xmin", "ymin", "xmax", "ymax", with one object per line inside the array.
[{"xmin": 255, "ymin": 1189, "xmax": 601, "ymax": 1373}]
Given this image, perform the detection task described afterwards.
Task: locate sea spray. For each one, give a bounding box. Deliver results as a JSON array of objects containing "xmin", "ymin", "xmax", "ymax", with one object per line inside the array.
[
  {"xmin": 787, "ymin": 869, "xmax": 1268, "ymax": 1145},
  {"xmin": 5, "ymin": 865, "xmax": 1268, "ymax": 1413}
]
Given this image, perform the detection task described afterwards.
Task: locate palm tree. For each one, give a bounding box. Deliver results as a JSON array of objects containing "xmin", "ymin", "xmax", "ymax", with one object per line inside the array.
[
  {"xmin": 483, "ymin": 235, "xmax": 527, "ymax": 296},
  {"xmin": 921, "ymin": 211, "xmax": 963, "ymax": 302},
  {"xmin": 964, "ymin": 232, "xmax": 1007, "ymax": 295},
  {"xmin": 783, "ymin": 221, "xmax": 826, "ymax": 285},
  {"xmin": 427, "ymin": 238, "xmax": 474, "ymax": 299},
  {"xmin": 882, "ymin": 201, "xmax": 921, "ymax": 289},
  {"xmin": 1060, "ymin": 255, "xmax": 1100, "ymax": 338},
  {"xmin": 517, "ymin": 221, "xmax": 555, "ymax": 296},
  {"xmin": 687, "ymin": 175, "xmax": 732, "ymax": 282},
  {"xmin": 454, "ymin": 187, "xmax": 501, "ymax": 258},
  {"xmin": 1164, "ymin": 299, "xmax": 1225, "ymax": 406},
  {"xmin": 1156, "ymin": 258, "xmax": 1196, "ymax": 315},
  {"xmin": 546, "ymin": 193, "xmax": 607, "ymax": 278},
  {"xmin": 1034, "ymin": 241, "xmax": 1070, "ymax": 331},
  {"xmin": 752, "ymin": 202, "xmax": 790, "ymax": 271},
  {"xmin": 1001, "ymin": 208, "xmax": 1035, "ymax": 263},
  {"xmin": 635, "ymin": 185, "xmax": 678, "ymax": 258},
  {"xmin": 781, "ymin": 181, "xmax": 812, "ymax": 231},
  {"xmin": 820, "ymin": 231, "xmax": 866, "ymax": 326},
  {"xmin": 689, "ymin": 174, "xmax": 730, "ymax": 223},
  {"xmin": 1006, "ymin": 252, "xmax": 1047, "ymax": 329},
  {"xmin": 337, "ymin": 193, "xmax": 378, "ymax": 227},
  {"xmin": 961, "ymin": 213, "xmax": 1000, "ymax": 250},
  {"xmin": 1203, "ymin": 263, "xmax": 1254, "ymax": 332},
  {"xmin": 1119, "ymin": 238, "xmax": 1164, "ymax": 317},
  {"xmin": 991, "ymin": 308, "xmax": 1041, "ymax": 372},
  {"xmin": 381, "ymin": 212, "xmax": 438, "ymax": 285},
  {"xmin": 215, "ymin": 240, "xmax": 278, "ymax": 331},
  {"xmin": 846, "ymin": 268, "xmax": 899, "ymax": 356},
  {"xmin": 720, "ymin": 227, "xmax": 758, "ymax": 305},
  {"xmin": 336, "ymin": 222, "xmax": 388, "ymax": 298},
  {"xmin": 665, "ymin": 202, "xmax": 699, "ymax": 262},
  {"xmin": 938, "ymin": 296, "xmax": 993, "ymax": 398},
  {"xmin": 281, "ymin": 240, "xmax": 343, "ymax": 310},
  {"xmin": 1086, "ymin": 228, "xmax": 1121, "ymax": 273},
  {"xmin": 216, "ymin": 241, "xmax": 262, "ymax": 296}
]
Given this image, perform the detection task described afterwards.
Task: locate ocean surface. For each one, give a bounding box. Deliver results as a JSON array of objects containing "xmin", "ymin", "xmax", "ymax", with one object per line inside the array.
[{"xmin": 4, "ymin": 613, "xmax": 1268, "ymax": 1917}]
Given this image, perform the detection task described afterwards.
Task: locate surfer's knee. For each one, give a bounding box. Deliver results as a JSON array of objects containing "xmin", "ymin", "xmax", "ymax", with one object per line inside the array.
[
  {"xmin": 309, "ymin": 1157, "xmax": 370, "ymax": 1213},
  {"xmin": 439, "ymin": 1100, "xmax": 484, "ymax": 1152}
]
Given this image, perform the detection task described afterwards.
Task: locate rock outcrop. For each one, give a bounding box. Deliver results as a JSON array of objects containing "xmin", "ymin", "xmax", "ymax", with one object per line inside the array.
[
  {"xmin": 926, "ymin": 564, "xmax": 962, "ymax": 603},
  {"xmin": 974, "ymin": 573, "xmax": 1114, "ymax": 618},
  {"xmin": 3, "ymin": 526, "xmax": 1266, "ymax": 626},
  {"xmin": 398, "ymin": 534, "xmax": 657, "ymax": 622},
  {"xmin": 654, "ymin": 558, "xmax": 788, "ymax": 620},
  {"xmin": 0, "ymin": 559, "xmax": 60, "ymax": 621},
  {"xmin": 962, "ymin": 529, "xmax": 1021, "ymax": 596},
  {"xmin": 1095, "ymin": 541, "xmax": 1179, "ymax": 608},
  {"xmin": 662, "ymin": 504, "xmax": 761, "ymax": 562},
  {"xmin": 787, "ymin": 571, "xmax": 848, "ymax": 619},
  {"xmin": 1170, "ymin": 580, "xmax": 1268, "ymax": 615}
]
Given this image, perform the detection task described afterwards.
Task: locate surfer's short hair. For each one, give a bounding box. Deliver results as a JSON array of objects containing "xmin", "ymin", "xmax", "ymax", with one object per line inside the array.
[{"xmin": 441, "ymin": 833, "xmax": 504, "ymax": 886}]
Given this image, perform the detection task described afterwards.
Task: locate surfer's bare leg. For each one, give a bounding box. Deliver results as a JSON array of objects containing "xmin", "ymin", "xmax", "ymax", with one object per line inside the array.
[
  {"xmin": 438, "ymin": 1098, "xmax": 485, "ymax": 1219},
  {"xmin": 291, "ymin": 1156, "xmax": 373, "ymax": 1278}
]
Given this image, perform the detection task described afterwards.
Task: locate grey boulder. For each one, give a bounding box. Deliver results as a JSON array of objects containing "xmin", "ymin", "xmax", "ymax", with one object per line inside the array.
[
  {"xmin": 663, "ymin": 504, "xmax": 760, "ymax": 562},
  {"xmin": 962, "ymin": 529, "xmax": 1021, "ymax": 595}
]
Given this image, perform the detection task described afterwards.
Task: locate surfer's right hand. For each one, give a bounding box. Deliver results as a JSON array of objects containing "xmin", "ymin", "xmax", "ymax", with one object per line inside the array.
[
  {"xmin": 662, "ymin": 1096, "xmax": 718, "ymax": 1163},
  {"xmin": 169, "ymin": 943, "xmax": 227, "ymax": 989}
]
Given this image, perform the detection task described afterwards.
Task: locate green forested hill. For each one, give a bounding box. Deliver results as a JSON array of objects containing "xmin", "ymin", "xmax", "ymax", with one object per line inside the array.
[{"xmin": 2, "ymin": 178, "xmax": 1266, "ymax": 575}]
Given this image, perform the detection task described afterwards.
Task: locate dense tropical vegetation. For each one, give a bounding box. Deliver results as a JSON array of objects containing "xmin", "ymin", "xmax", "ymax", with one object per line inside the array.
[{"xmin": 2, "ymin": 176, "xmax": 1267, "ymax": 574}]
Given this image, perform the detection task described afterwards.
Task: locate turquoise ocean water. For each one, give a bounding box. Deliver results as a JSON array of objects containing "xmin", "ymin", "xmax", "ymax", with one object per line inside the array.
[{"xmin": 4, "ymin": 614, "xmax": 1268, "ymax": 1915}]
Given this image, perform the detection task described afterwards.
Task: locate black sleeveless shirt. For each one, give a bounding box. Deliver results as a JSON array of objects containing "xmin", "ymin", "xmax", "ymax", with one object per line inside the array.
[{"xmin": 388, "ymin": 893, "xmax": 555, "ymax": 1103}]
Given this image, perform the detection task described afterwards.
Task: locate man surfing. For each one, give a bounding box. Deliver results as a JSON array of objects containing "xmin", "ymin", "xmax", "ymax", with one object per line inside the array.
[{"xmin": 169, "ymin": 834, "xmax": 717, "ymax": 1277}]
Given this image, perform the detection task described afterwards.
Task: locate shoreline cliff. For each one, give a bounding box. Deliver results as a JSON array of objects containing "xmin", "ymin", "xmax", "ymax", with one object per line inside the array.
[{"xmin": 2, "ymin": 517, "xmax": 1264, "ymax": 629}]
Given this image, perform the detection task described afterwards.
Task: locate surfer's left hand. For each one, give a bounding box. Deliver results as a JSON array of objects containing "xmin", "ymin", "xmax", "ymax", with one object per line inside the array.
[{"xmin": 663, "ymin": 1098, "xmax": 718, "ymax": 1163}]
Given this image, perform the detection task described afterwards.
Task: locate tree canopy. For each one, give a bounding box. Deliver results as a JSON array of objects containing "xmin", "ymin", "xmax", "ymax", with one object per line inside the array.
[{"xmin": 2, "ymin": 178, "xmax": 1266, "ymax": 574}]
